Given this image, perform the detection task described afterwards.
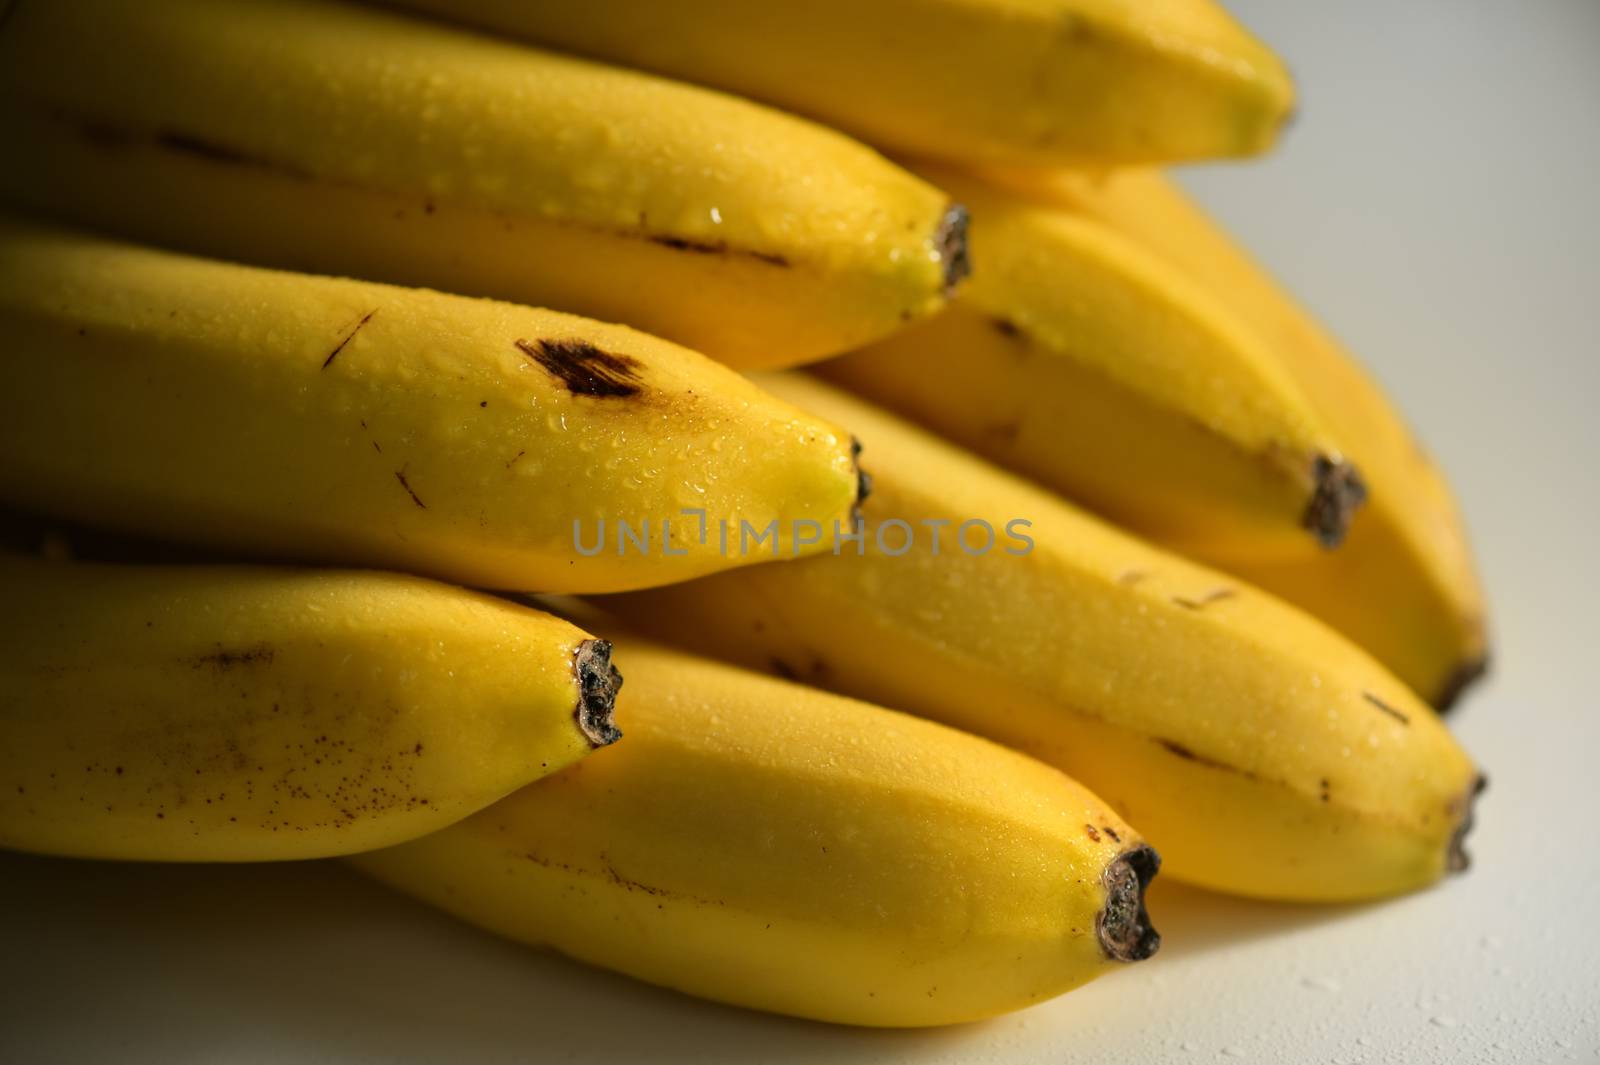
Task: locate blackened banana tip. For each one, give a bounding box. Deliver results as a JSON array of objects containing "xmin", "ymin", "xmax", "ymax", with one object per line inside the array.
[
  {"xmin": 1097, "ymin": 844, "xmax": 1161, "ymax": 962},
  {"xmin": 849, "ymin": 435, "xmax": 872, "ymax": 512},
  {"xmin": 935, "ymin": 202, "xmax": 972, "ymax": 296},
  {"xmin": 1435, "ymin": 653, "xmax": 1491, "ymax": 713},
  {"xmin": 1302, "ymin": 453, "xmax": 1367, "ymax": 548},
  {"xmin": 1446, "ymin": 773, "xmax": 1488, "ymax": 874},
  {"xmin": 573, "ymin": 639, "xmax": 623, "ymax": 747}
]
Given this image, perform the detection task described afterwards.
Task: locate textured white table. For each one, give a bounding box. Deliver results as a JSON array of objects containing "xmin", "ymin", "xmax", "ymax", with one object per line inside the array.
[{"xmin": 4, "ymin": 2, "xmax": 1598, "ymax": 1061}]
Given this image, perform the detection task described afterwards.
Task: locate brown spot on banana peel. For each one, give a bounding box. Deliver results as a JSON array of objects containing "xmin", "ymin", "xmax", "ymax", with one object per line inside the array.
[
  {"xmin": 1171, "ymin": 587, "xmax": 1236, "ymax": 611},
  {"xmin": 1362, "ymin": 690, "xmax": 1411, "ymax": 726},
  {"xmin": 515, "ymin": 338, "xmax": 642, "ymax": 399},
  {"xmin": 647, "ymin": 234, "xmax": 790, "ymax": 268},
  {"xmin": 1302, "ymin": 454, "xmax": 1368, "ymax": 548},
  {"xmin": 1446, "ymin": 774, "xmax": 1488, "ymax": 873},
  {"xmin": 1097, "ymin": 845, "xmax": 1161, "ymax": 962},
  {"xmin": 601, "ymin": 856, "xmax": 673, "ymax": 898},
  {"xmin": 989, "ymin": 316, "xmax": 1024, "ymax": 340},
  {"xmin": 191, "ymin": 644, "xmax": 276, "ymax": 670},
  {"xmin": 572, "ymin": 639, "xmax": 622, "ymax": 747},
  {"xmin": 156, "ymin": 131, "xmax": 267, "ymax": 169},
  {"xmin": 394, "ymin": 469, "xmax": 426, "ymax": 509},
  {"xmin": 1155, "ymin": 737, "xmax": 1253, "ymax": 778},
  {"xmin": 934, "ymin": 203, "xmax": 972, "ymax": 297},
  {"xmin": 60, "ymin": 110, "xmax": 318, "ymax": 179},
  {"xmin": 322, "ymin": 309, "xmax": 377, "ymax": 369},
  {"xmin": 1434, "ymin": 653, "xmax": 1491, "ymax": 714}
]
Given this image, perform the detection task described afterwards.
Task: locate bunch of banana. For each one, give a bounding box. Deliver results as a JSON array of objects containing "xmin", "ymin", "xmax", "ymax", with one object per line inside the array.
[
  {"xmin": 0, "ymin": 214, "xmax": 863, "ymax": 593},
  {"xmin": 0, "ymin": 553, "xmax": 620, "ymax": 862},
  {"xmin": 0, "ymin": 0, "xmax": 1493, "ymax": 1034},
  {"xmin": 599, "ymin": 375, "xmax": 1484, "ymax": 903},
  {"xmin": 0, "ymin": 0, "xmax": 966, "ymax": 368},
  {"xmin": 352, "ymin": 635, "xmax": 1160, "ymax": 1027}
]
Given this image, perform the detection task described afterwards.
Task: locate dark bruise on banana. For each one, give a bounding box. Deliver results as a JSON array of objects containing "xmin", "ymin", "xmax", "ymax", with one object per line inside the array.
[{"xmin": 515, "ymin": 337, "xmax": 643, "ymax": 399}]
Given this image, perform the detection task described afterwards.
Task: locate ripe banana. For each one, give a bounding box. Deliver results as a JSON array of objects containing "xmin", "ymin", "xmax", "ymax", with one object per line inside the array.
[
  {"xmin": 351, "ymin": 636, "xmax": 1159, "ymax": 1027},
  {"xmin": 821, "ymin": 164, "xmax": 1365, "ymax": 561},
  {"xmin": 0, "ymin": 215, "xmax": 864, "ymax": 593},
  {"xmin": 0, "ymin": 0, "xmax": 966, "ymax": 369},
  {"xmin": 598, "ymin": 375, "xmax": 1484, "ymax": 903},
  {"xmin": 973, "ymin": 167, "xmax": 1489, "ymax": 707},
  {"xmin": 383, "ymin": 0, "xmax": 1294, "ymax": 169},
  {"xmin": 0, "ymin": 554, "xmax": 621, "ymax": 862}
]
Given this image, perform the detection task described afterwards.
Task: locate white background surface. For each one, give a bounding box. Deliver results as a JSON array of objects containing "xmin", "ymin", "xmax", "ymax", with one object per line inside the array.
[{"xmin": 4, "ymin": 2, "xmax": 1599, "ymax": 1061}]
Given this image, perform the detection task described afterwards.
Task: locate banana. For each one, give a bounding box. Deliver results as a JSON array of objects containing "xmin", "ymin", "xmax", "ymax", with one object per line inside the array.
[
  {"xmin": 383, "ymin": 0, "xmax": 1294, "ymax": 169},
  {"xmin": 971, "ymin": 167, "xmax": 1489, "ymax": 707},
  {"xmin": 0, "ymin": 215, "xmax": 864, "ymax": 593},
  {"xmin": 598, "ymin": 375, "xmax": 1484, "ymax": 902},
  {"xmin": 820, "ymin": 164, "xmax": 1366, "ymax": 561},
  {"xmin": 0, "ymin": 0, "xmax": 966, "ymax": 369},
  {"xmin": 0, "ymin": 554, "xmax": 621, "ymax": 862},
  {"xmin": 351, "ymin": 636, "xmax": 1159, "ymax": 1027}
]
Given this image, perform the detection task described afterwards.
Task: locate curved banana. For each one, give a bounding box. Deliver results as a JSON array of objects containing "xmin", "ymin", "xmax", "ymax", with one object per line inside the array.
[
  {"xmin": 0, "ymin": 215, "xmax": 863, "ymax": 593},
  {"xmin": 385, "ymin": 0, "xmax": 1293, "ymax": 168},
  {"xmin": 352, "ymin": 637, "xmax": 1159, "ymax": 1027},
  {"xmin": 0, "ymin": 554, "xmax": 621, "ymax": 862},
  {"xmin": 0, "ymin": 0, "xmax": 965, "ymax": 369},
  {"xmin": 598, "ymin": 376, "xmax": 1484, "ymax": 902},
  {"xmin": 821, "ymin": 164, "xmax": 1365, "ymax": 560},
  {"xmin": 974, "ymin": 167, "xmax": 1489, "ymax": 706}
]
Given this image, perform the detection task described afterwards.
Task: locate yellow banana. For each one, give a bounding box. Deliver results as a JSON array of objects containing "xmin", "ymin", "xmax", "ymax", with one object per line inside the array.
[
  {"xmin": 0, "ymin": 215, "xmax": 864, "ymax": 593},
  {"xmin": 0, "ymin": 0, "xmax": 966, "ymax": 369},
  {"xmin": 352, "ymin": 637, "xmax": 1159, "ymax": 1027},
  {"xmin": 0, "ymin": 554, "xmax": 620, "ymax": 862},
  {"xmin": 821, "ymin": 164, "xmax": 1365, "ymax": 560},
  {"xmin": 599, "ymin": 376, "xmax": 1484, "ymax": 903},
  {"xmin": 972, "ymin": 167, "xmax": 1489, "ymax": 706},
  {"xmin": 384, "ymin": 0, "xmax": 1293, "ymax": 168}
]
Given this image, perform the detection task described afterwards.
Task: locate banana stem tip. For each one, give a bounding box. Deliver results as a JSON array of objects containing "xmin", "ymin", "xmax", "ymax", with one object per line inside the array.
[
  {"xmin": 1098, "ymin": 845, "xmax": 1161, "ymax": 962},
  {"xmin": 1447, "ymin": 773, "xmax": 1488, "ymax": 873},
  {"xmin": 1435, "ymin": 654, "xmax": 1490, "ymax": 713},
  {"xmin": 850, "ymin": 436, "xmax": 873, "ymax": 513},
  {"xmin": 935, "ymin": 203, "xmax": 972, "ymax": 297},
  {"xmin": 573, "ymin": 639, "xmax": 623, "ymax": 747},
  {"xmin": 1303, "ymin": 454, "xmax": 1368, "ymax": 548}
]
